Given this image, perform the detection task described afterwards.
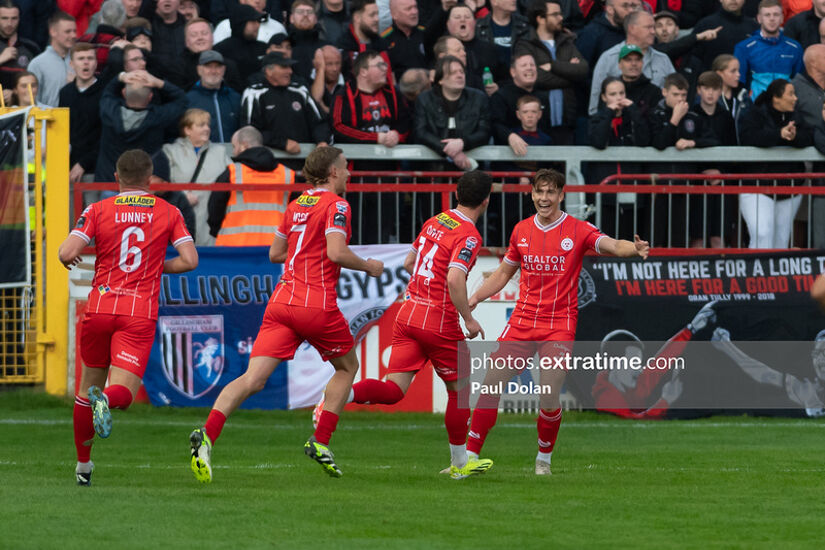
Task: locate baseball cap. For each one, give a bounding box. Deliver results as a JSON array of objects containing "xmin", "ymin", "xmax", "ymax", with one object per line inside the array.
[
  {"xmin": 618, "ymin": 44, "xmax": 644, "ymax": 60},
  {"xmin": 261, "ymin": 51, "xmax": 298, "ymax": 68},
  {"xmin": 653, "ymin": 10, "xmax": 679, "ymax": 25},
  {"xmin": 199, "ymin": 50, "xmax": 226, "ymax": 65},
  {"xmin": 268, "ymin": 32, "xmax": 290, "ymax": 46},
  {"xmin": 126, "ymin": 27, "xmax": 152, "ymax": 41}
]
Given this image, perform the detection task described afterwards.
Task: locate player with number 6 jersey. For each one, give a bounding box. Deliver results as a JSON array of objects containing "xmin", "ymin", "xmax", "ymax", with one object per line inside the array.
[
  {"xmin": 466, "ymin": 168, "xmax": 650, "ymax": 475},
  {"xmin": 58, "ymin": 150, "xmax": 199, "ymax": 486},
  {"xmin": 327, "ymin": 170, "xmax": 495, "ymax": 480},
  {"xmin": 189, "ymin": 146, "xmax": 385, "ymax": 482}
]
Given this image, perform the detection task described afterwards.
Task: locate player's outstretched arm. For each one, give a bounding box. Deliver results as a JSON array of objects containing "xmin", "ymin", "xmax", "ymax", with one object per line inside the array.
[
  {"xmin": 447, "ymin": 267, "xmax": 485, "ymax": 340},
  {"xmin": 58, "ymin": 234, "xmax": 86, "ymax": 270},
  {"xmin": 598, "ymin": 234, "xmax": 650, "ymax": 259},
  {"xmin": 469, "ymin": 259, "xmax": 518, "ymax": 308},
  {"xmin": 163, "ymin": 241, "xmax": 198, "ymax": 273},
  {"xmin": 269, "ymin": 234, "xmax": 288, "ymax": 263},
  {"xmin": 326, "ymin": 232, "xmax": 384, "ymax": 276}
]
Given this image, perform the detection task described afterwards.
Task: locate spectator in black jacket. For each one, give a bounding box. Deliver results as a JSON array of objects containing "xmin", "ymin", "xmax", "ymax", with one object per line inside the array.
[
  {"xmin": 475, "ymin": 0, "xmax": 531, "ymax": 70},
  {"xmin": 384, "ymin": 0, "xmax": 427, "ymax": 82},
  {"xmin": 94, "ymin": 70, "xmax": 187, "ymax": 188},
  {"xmin": 244, "ymin": 51, "xmax": 329, "ymax": 159},
  {"xmin": 588, "ymin": 76, "xmax": 650, "ymax": 240},
  {"xmin": 59, "ymin": 42, "xmax": 104, "ymax": 205},
  {"xmin": 151, "ymin": 0, "xmax": 186, "ymax": 59},
  {"xmin": 783, "ymin": 0, "xmax": 825, "ymax": 49},
  {"xmin": 338, "ymin": 0, "xmax": 390, "ymax": 77},
  {"xmin": 692, "ymin": 0, "xmax": 759, "ymax": 71},
  {"xmin": 652, "ymin": 10, "xmax": 720, "ymax": 102},
  {"xmin": 738, "ymin": 78, "xmax": 814, "ymax": 248},
  {"xmin": 414, "ymin": 55, "xmax": 490, "ymax": 170},
  {"xmin": 0, "ymin": 0, "xmax": 41, "ymax": 95},
  {"xmin": 688, "ymin": 71, "xmax": 738, "ymax": 247},
  {"xmin": 214, "ymin": 4, "xmax": 267, "ymax": 85},
  {"xmin": 287, "ymin": 0, "xmax": 327, "ymax": 81},
  {"xmin": 513, "ymin": 0, "xmax": 589, "ymax": 144},
  {"xmin": 575, "ymin": 0, "xmax": 638, "ymax": 69}
]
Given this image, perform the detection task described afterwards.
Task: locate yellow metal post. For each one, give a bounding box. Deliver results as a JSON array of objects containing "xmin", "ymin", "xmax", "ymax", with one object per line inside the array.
[{"xmin": 40, "ymin": 108, "xmax": 70, "ymax": 395}]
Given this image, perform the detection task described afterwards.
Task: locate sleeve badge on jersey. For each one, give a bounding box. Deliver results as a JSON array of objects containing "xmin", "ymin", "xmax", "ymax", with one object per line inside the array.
[
  {"xmin": 457, "ymin": 248, "xmax": 472, "ymax": 262},
  {"xmin": 98, "ymin": 285, "xmax": 110, "ymax": 295},
  {"xmin": 464, "ymin": 236, "xmax": 478, "ymax": 249},
  {"xmin": 335, "ymin": 201, "xmax": 349, "ymax": 214},
  {"xmin": 561, "ymin": 237, "xmax": 574, "ymax": 251},
  {"xmin": 333, "ymin": 212, "xmax": 347, "ymax": 227},
  {"xmin": 75, "ymin": 216, "xmax": 86, "ymax": 228}
]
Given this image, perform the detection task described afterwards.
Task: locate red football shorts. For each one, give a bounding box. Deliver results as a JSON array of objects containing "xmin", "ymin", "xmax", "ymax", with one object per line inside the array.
[
  {"xmin": 387, "ymin": 321, "xmax": 468, "ymax": 382},
  {"xmin": 496, "ymin": 322, "xmax": 575, "ymax": 370},
  {"xmin": 251, "ymin": 303, "xmax": 353, "ymax": 361},
  {"xmin": 80, "ymin": 313, "xmax": 157, "ymax": 376}
]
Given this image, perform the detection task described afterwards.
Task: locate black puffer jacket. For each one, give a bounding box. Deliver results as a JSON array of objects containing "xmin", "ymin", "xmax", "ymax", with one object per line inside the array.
[
  {"xmin": 738, "ymin": 102, "xmax": 814, "ymax": 174},
  {"xmin": 413, "ymin": 86, "xmax": 491, "ymax": 155},
  {"xmin": 214, "ymin": 5, "xmax": 267, "ymax": 84}
]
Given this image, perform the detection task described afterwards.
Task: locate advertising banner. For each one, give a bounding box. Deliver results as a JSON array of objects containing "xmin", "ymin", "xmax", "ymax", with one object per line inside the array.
[
  {"xmin": 467, "ymin": 250, "xmax": 825, "ymax": 418},
  {"xmin": 0, "ymin": 109, "xmax": 30, "ymax": 288},
  {"xmin": 142, "ymin": 245, "xmax": 412, "ymax": 409}
]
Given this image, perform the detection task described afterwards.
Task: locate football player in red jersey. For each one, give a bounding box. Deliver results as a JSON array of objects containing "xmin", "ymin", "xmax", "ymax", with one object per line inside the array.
[
  {"xmin": 58, "ymin": 150, "xmax": 198, "ymax": 486},
  {"xmin": 189, "ymin": 146, "xmax": 384, "ymax": 481},
  {"xmin": 323, "ymin": 170, "xmax": 495, "ymax": 479},
  {"xmin": 466, "ymin": 168, "xmax": 649, "ymax": 475}
]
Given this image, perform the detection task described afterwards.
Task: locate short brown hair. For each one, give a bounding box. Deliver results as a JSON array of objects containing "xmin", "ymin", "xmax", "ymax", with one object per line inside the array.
[
  {"xmin": 179, "ymin": 108, "xmax": 211, "ymax": 136},
  {"xmin": 758, "ymin": 0, "xmax": 781, "ymax": 12},
  {"xmin": 303, "ymin": 146, "xmax": 344, "ymax": 186},
  {"xmin": 456, "ymin": 170, "xmax": 492, "ymax": 207},
  {"xmin": 696, "ymin": 71, "xmax": 722, "ymax": 90},
  {"xmin": 533, "ymin": 168, "xmax": 565, "ymax": 191},
  {"xmin": 353, "ymin": 49, "xmax": 380, "ymax": 77},
  {"xmin": 663, "ymin": 72, "xmax": 688, "ymax": 91},
  {"xmin": 516, "ymin": 95, "xmax": 541, "ymax": 109},
  {"xmin": 185, "ymin": 17, "xmax": 212, "ymax": 32},
  {"xmin": 434, "ymin": 55, "xmax": 464, "ymax": 85},
  {"xmin": 48, "ymin": 10, "xmax": 74, "ymax": 28},
  {"xmin": 70, "ymin": 42, "xmax": 95, "ymax": 59},
  {"xmin": 116, "ymin": 150, "xmax": 153, "ymax": 188},
  {"xmin": 291, "ymin": 0, "xmax": 315, "ymax": 12}
]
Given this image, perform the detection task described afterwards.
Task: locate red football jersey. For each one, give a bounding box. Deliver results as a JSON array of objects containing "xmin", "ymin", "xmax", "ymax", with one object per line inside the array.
[
  {"xmin": 272, "ymin": 188, "xmax": 352, "ymax": 311},
  {"xmin": 71, "ymin": 191, "xmax": 193, "ymax": 320},
  {"xmin": 396, "ymin": 209, "xmax": 482, "ymax": 340},
  {"xmin": 503, "ymin": 212, "xmax": 605, "ymax": 333}
]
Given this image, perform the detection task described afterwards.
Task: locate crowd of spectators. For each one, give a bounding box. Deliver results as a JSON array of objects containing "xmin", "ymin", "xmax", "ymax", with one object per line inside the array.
[{"xmin": 2, "ymin": 0, "xmax": 825, "ymax": 247}]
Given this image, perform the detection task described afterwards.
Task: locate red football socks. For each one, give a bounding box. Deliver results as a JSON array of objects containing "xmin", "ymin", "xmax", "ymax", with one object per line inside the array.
[
  {"xmin": 537, "ymin": 408, "xmax": 562, "ymax": 453},
  {"xmin": 103, "ymin": 384, "xmax": 133, "ymax": 409},
  {"xmin": 467, "ymin": 393, "xmax": 501, "ymax": 454},
  {"xmin": 73, "ymin": 395, "xmax": 94, "ymax": 462},
  {"xmin": 204, "ymin": 409, "xmax": 227, "ymax": 443},
  {"xmin": 352, "ymin": 379, "xmax": 404, "ymax": 405},
  {"xmin": 313, "ymin": 410, "xmax": 339, "ymax": 445},
  {"xmin": 444, "ymin": 390, "xmax": 471, "ymax": 445}
]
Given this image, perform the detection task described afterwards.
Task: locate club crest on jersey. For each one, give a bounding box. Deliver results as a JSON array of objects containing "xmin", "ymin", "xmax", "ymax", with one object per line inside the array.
[
  {"xmin": 159, "ymin": 315, "xmax": 225, "ymax": 399},
  {"xmin": 465, "ymin": 236, "xmax": 478, "ymax": 249},
  {"xmin": 297, "ymin": 195, "xmax": 320, "ymax": 207},
  {"xmin": 435, "ymin": 212, "xmax": 459, "ymax": 230},
  {"xmin": 561, "ymin": 238, "xmax": 574, "ymax": 251},
  {"xmin": 335, "ymin": 202, "xmax": 348, "ymax": 214},
  {"xmin": 114, "ymin": 195, "xmax": 156, "ymax": 207}
]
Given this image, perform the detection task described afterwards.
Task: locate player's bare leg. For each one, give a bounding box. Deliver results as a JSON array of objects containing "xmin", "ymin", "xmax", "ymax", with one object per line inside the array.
[
  {"xmin": 190, "ymin": 356, "xmax": 282, "ymax": 483},
  {"xmin": 535, "ymin": 368, "xmax": 566, "ymax": 476},
  {"xmin": 73, "ymin": 365, "xmax": 108, "ymax": 485}
]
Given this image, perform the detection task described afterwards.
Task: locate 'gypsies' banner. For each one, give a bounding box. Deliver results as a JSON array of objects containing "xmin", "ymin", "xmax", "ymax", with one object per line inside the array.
[
  {"xmin": 0, "ymin": 109, "xmax": 30, "ymax": 288},
  {"xmin": 468, "ymin": 250, "xmax": 825, "ymax": 419},
  {"xmin": 141, "ymin": 245, "xmax": 411, "ymax": 409}
]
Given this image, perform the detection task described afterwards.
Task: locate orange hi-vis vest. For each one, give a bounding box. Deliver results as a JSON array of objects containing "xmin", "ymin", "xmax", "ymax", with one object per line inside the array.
[{"xmin": 215, "ymin": 162, "xmax": 293, "ymax": 246}]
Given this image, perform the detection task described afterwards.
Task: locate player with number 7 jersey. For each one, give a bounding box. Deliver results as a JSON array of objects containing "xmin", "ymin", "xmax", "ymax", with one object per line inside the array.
[
  {"xmin": 59, "ymin": 150, "xmax": 198, "ymax": 486},
  {"xmin": 332, "ymin": 170, "xmax": 495, "ymax": 479}
]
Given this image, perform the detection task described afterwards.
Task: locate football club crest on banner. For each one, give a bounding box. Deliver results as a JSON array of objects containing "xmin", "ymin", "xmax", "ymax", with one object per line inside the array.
[{"xmin": 159, "ymin": 315, "xmax": 224, "ymax": 399}]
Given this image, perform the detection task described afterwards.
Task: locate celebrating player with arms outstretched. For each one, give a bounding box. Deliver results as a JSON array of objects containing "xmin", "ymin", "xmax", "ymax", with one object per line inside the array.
[
  {"xmin": 59, "ymin": 150, "xmax": 198, "ymax": 486},
  {"xmin": 467, "ymin": 169, "xmax": 649, "ymax": 475},
  {"xmin": 321, "ymin": 170, "xmax": 494, "ymax": 479},
  {"xmin": 189, "ymin": 146, "xmax": 384, "ymax": 481}
]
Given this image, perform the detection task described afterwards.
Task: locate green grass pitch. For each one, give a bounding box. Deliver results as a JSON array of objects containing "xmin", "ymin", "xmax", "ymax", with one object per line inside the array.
[{"xmin": 1, "ymin": 389, "xmax": 824, "ymax": 549}]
